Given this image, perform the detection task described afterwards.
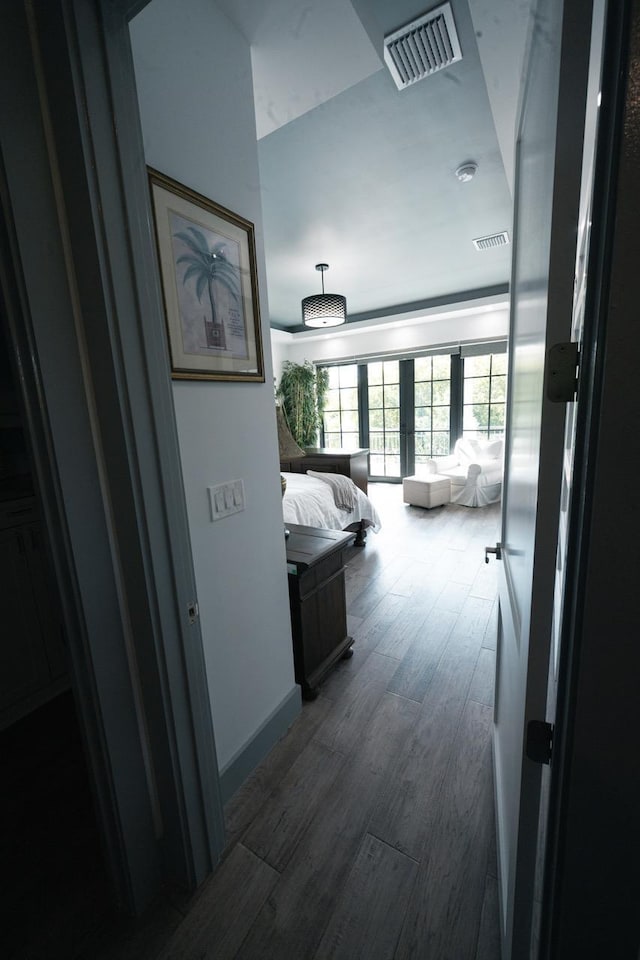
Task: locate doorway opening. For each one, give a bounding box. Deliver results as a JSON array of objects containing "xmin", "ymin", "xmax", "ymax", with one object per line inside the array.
[
  {"xmin": 1, "ymin": 692, "xmax": 112, "ymax": 957},
  {"xmin": 0, "ymin": 306, "xmax": 112, "ymax": 957}
]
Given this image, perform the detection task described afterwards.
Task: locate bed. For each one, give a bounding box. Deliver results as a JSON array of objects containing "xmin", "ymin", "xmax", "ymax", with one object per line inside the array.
[{"xmin": 282, "ymin": 471, "xmax": 381, "ymax": 546}]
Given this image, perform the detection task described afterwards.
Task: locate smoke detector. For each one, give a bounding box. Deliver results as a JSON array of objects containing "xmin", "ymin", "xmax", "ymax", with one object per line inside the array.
[{"xmin": 455, "ymin": 162, "xmax": 478, "ymax": 182}]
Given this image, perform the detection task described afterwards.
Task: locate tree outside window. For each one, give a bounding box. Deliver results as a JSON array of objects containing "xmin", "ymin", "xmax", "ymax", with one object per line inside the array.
[{"xmin": 462, "ymin": 353, "xmax": 507, "ymax": 439}]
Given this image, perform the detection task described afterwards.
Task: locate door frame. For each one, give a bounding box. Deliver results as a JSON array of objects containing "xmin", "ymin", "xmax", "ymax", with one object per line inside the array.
[
  {"xmin": 0, "ymin": 0, "xmax": 226, "ymax": 912},
  {"xmin": 540, "ymin": 1, "xmax": 640, "ymax": 954}
]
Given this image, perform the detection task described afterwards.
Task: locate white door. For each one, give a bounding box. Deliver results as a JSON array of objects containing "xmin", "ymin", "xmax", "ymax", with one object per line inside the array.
[
  {"xmin": 491, "ymin": 1, "xmax": 598, "ymax": 957},
  {"xmin": 533, "ymin": 1, "xmax": 606, "ymax": 938}
]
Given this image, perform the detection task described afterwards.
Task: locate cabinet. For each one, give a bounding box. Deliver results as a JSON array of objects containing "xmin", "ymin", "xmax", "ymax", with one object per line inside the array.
[
  {"xmin": 280, "ymin": 447, "xmax": 369, "ymax": 494},
  {"xmin": 286, "ymin": 524, "xmax": 354, "ymax": 700}
]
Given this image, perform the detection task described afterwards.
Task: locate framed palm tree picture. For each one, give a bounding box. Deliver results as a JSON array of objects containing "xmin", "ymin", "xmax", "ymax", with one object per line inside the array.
[{"xmin": 148, "ymin": 168, "xmax": 264, "ymax": 381}]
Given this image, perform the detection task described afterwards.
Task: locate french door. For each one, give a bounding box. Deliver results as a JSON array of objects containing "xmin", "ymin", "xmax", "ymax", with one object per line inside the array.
[
  {"xmin": 322, "ymin": 356, "xmax": 454, "ymax": 479},
  {"xmin": 366, "ymin": 360, "xmax": 403, "ymax": 478}
]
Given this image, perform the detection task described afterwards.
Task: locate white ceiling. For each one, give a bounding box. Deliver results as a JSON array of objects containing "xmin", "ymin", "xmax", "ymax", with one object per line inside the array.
[
  {"xmin": 217, "ymin": 0, "xmax": 383, "ymax": 140},
  {"xmin": 467, "ymin": 0, "xmax": 532, "ymax": 193},
  {"xmin": 218, "ymin": 0, "xmax": 532, "ymax": 331}
]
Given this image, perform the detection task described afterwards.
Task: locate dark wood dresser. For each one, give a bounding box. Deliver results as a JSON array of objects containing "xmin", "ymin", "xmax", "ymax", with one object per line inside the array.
[
  {"xmin": 280, "ymin": 447, "xmax": 369, "ymax": 494},
  {"xmin": 285, "ymin": 524, "xmax": 354, "ymax": 700}
]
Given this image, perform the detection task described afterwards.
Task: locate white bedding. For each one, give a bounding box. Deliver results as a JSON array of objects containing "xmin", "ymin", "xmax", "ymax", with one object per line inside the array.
[{"xmin": 282, "ymin": 472, "xmax": 381, "ymax": 534}]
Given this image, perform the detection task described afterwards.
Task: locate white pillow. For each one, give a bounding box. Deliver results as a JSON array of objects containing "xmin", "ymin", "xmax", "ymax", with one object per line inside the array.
[
  {"xmin": 456, "ymin": 437, "xmax": 503, "ymax": 463},
  {"xmin": 482, "ymin": 438, "xmax": 503, "ymax": 460},
  {"xmin": 455, "ymin": 438, "xmax": 482, "ymax": 464}
]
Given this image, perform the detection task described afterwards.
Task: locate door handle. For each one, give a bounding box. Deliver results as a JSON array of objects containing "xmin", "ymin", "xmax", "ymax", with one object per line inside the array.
[{"xmin": 485, "ymin": 543, "xmax": 502, "ymax": 563}]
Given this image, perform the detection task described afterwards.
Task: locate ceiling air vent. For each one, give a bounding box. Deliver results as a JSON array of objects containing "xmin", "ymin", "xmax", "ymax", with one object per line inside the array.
[
  {"xmin": 473, "ymin": 232, "xmax": 510, "ymax": 251},
  {"xmin": 384, "ymin": 3, "xmax": 462, "ymax": 91}
]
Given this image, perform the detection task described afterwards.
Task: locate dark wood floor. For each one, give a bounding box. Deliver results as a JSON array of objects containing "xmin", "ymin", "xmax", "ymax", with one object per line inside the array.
[
  {"xmin": 137, "ymin": 483, "xmax": 503, "ymax": 960},
  {"xmin": 52, "ymin": 482, "xmax": 501, "ymax": 959}
]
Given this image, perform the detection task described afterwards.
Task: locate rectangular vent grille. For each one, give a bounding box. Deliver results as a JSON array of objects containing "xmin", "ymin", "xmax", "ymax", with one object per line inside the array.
[
  {"xmin": 384, "ymin": 3, "xmax": 462, "ymax": 90},
  {"xmin": 473, "ymin": 232, "xmax": 510, "ymax": 251}
]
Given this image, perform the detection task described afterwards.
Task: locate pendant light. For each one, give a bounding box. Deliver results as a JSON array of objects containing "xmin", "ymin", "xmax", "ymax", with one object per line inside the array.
[{"xmin": 301, "ymin": 263, "xmax": 347, "ymax": 328}]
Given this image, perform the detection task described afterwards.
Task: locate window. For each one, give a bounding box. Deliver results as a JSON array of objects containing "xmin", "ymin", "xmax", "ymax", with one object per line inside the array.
[
  {"xmin": 318, "ymin": 342, "xmax": 507, "ymax": 479},
  {"xmin": 322, "ymin": 364, "xmax": 359, "ymax": 449},
  {"xmin": 462, "ymin": 353, "xmax": 507, "ymax": 439},
  {"xmin": 414, "ymin": 354, "xmax": 452, "ymax": 466}
]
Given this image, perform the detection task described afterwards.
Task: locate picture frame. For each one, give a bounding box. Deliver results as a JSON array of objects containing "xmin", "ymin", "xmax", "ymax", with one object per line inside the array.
[{"xmin": 148, "ymin": 167, "xmax": 265, "ymax": 382}]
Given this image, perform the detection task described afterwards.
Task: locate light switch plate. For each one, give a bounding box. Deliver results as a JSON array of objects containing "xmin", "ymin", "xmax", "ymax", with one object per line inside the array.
[{"xmin": 208, "ymin": 480, "xmax": 245, "ymax": 521}]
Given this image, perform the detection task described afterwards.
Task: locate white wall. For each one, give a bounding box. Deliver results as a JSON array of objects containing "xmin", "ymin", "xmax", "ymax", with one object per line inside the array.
[
  {"xmin": 272, "ymin": 302, "xmax": 510, "ymax": 372},
  {"xmin": 130, "ymin": 0, "xmax": 296, "ymax": 772},
  {"xmin": 270, "ymin": 329, "xmax": 290, "ymax": 384}
]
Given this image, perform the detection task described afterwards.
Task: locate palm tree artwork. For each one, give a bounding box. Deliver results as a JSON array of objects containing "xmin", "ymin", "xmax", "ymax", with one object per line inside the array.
[{"xmin": 174, "ymin": 225, "xmax": 241, "ymax": 352}]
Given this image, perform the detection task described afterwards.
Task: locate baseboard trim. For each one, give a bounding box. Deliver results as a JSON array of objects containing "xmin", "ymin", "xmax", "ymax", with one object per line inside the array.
[{"xmin": 218, "ymin": 685, "xmax": 301, "ymax": 804}]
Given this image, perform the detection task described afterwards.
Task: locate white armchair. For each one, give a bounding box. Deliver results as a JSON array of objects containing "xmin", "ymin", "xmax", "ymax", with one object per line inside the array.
[{"xmin": 424, "ymin": 437, "xmax": 504, "ymax": 507}]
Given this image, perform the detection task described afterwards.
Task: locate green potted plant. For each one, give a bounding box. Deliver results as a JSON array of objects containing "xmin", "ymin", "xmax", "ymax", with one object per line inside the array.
[{"xmin": 277, "ymin": 360, "xmax": 329, "ymax": 448}]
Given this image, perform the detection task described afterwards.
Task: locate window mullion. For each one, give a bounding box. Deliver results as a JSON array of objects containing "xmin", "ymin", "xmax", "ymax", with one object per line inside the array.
[
  {"xmin": 451, "ymin": 354, "xmax": 463, "ymax": 449},
  {"xmin": 358, "ymin": 364, "xmax": 369, "ymax": 451},
  {"xmin": 400, "ymin": 359, "xmax": 414, "ymax": 477}
]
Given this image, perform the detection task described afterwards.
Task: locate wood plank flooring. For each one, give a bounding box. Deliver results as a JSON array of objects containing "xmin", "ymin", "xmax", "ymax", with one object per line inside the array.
[{"xmin": 153, "ymin": 483, "xmax": 502, "ymax": 960}]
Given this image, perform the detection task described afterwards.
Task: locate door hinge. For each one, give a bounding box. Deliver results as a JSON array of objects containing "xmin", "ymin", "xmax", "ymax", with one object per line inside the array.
[
  {"xmin": 526, "ymin": 720, "xmax": 554, "ymax": 765},
  {"xmin": 546, "ymin": 342, "xmax": 579, "ymax": 402}
]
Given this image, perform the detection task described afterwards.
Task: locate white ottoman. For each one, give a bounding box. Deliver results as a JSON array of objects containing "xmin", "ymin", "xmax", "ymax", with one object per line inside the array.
[{"xmin": 402, "ymin": 474, "xmax": 451, "ymax": 509}]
